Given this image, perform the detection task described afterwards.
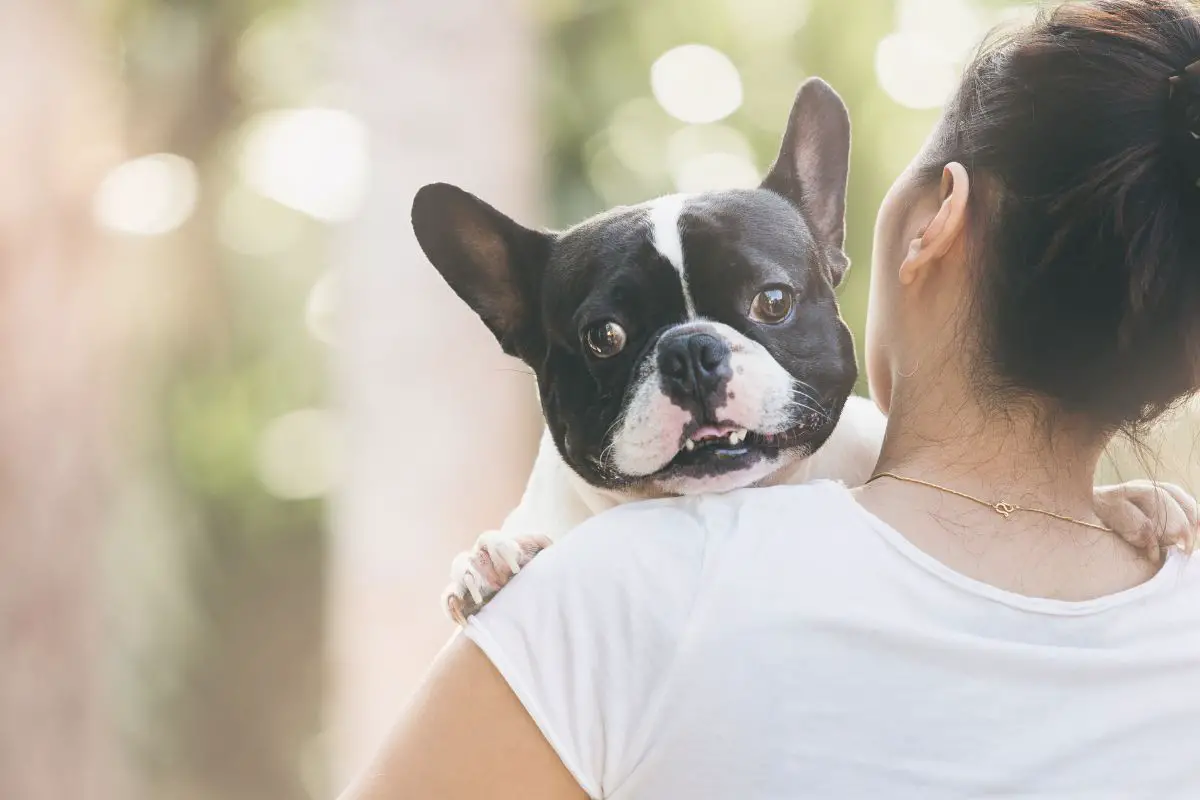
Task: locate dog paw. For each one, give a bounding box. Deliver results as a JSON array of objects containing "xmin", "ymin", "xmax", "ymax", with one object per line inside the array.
[
  {"xmin": 443, "ymin": 531, "xmax": 553, "ymax": 626},
  {"xmin": 1095, "ymin": 481, "xmax": 1199, "ymax": 561}
]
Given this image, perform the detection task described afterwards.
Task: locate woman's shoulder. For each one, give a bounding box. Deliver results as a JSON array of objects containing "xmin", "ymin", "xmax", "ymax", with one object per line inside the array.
[
  {"xmin": 462, "ymin": 480, "xmax": 866, "ymax": 794},
  {"xmin": 470, "ymin": 478, "xmax": 859, "ymax": 654},
  {"xmin": 491, "ymin": 479, "xmax": 855, "ymax": 617},
  {"xmin": 468, "ymin": 479, "xmax": 855, "ymax": 651},
  {"xmin": 463, "ymin": 497, "xmax": 723, "ymax": 794},
  {"xmin": 493, "ymin": 496, "xmax": 716, "ymax": 619},
  {"xmin": 582, "ymin": 478, "xmax": 856, "ymax": 532},
  {"xmin": 541, "ymin": 479, "xmax": 853, "ymax": 575}
]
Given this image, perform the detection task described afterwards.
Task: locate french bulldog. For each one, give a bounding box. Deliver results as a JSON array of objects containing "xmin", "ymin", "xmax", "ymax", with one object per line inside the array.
[{"xmin": 411, "ymin": 79, "xmax": 1197, "ymax": 624}]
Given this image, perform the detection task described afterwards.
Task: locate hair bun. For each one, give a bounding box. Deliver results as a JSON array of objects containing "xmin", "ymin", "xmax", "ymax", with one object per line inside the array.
[{"xmin": 1167, "ymin": 59, "xmax": 1200, "ymax": 188}]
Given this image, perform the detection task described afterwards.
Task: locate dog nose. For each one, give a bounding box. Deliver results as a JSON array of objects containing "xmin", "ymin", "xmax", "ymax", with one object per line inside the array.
[{"xmin": 657, "ymin": 331, "xmax": 732, "ymax": 403}]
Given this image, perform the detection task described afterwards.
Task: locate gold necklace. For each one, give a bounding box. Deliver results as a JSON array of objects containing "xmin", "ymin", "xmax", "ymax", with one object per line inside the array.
[{"xmin": 866, "ymin": 471, "xmax": 1112, "ymax": 533}]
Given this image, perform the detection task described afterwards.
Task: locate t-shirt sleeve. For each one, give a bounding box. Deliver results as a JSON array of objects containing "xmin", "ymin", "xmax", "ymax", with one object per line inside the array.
[{"xmin": 463, "ymin": 499, "xmax": 711, "ymax": 798}]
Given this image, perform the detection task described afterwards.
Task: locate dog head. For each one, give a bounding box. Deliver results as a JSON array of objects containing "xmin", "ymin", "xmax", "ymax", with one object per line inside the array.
[{"xmin": 412, "ymin": 78, "xmax": 857, "ymax": 496}]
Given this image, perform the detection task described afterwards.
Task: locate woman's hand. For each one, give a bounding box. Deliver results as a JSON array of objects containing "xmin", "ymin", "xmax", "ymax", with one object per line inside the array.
[
  {"xmin": 1095, "ymin": 481, "xmax": 1199, "ymax": 560},
  {"xmin": 337, "ymin": 634, "xmax": 588, "ymax": 800}
]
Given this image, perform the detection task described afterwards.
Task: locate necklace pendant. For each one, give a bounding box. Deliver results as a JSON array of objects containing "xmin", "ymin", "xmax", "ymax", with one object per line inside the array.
[{"xmin": 993, "ymin": 502, "xmax": 1017, "ymax": 518}]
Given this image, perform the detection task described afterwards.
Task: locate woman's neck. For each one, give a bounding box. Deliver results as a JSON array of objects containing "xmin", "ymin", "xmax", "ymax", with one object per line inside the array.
[
  {"xmin": 875, "ymin": 380, "xmax": 1106, "ymax": 526},
  {"xmin": 858, "ymin": 379, "xmax": 1158, "ymax": 601}
]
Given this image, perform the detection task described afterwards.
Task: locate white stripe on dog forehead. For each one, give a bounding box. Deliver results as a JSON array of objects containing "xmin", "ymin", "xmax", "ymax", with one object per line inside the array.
[{"xmin": 646, "ymin": 194, "xmax": 697, "ymax": 319}]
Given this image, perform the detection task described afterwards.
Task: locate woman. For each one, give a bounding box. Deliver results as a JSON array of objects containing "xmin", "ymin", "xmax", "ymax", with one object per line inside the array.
[{"xmin": 344, "ymin": 2, "xmax": 1200, "ymax": 797}]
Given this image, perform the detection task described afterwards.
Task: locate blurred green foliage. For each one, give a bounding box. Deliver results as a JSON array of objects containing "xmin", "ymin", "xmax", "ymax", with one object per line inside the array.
[{"xmin": 92, "ymin": 1, "xmax": 329, "ymax": 798}]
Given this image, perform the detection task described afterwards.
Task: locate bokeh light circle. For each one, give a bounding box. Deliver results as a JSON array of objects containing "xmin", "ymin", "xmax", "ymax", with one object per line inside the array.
[{"xmin": 651, "ymin": 44, "xmax": 744, "ymax": 124}]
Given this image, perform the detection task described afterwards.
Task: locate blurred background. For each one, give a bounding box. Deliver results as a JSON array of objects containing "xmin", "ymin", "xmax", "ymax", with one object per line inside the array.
[{"xmin": 1, "ymin": 0, "xmax": 1196, "ymax": 798}]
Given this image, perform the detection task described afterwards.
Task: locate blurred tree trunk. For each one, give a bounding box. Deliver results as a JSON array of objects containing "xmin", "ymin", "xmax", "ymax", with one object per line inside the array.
[
  {"xmin": 0, "ymin": 2, "xmax": 123, "ymax": 799},
  {"xmin": 330, "ymin": 0, "xmax": 542, "ymax": 787},
  {"xmin": 104, "ymin": 4, "xmax": 326, "ymax": 799}
]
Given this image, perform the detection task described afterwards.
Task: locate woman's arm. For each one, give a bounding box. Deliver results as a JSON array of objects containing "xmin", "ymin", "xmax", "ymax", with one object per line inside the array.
[{"xmin": 338, "ymin": 634, "xmax": 588, "ymax": 800}]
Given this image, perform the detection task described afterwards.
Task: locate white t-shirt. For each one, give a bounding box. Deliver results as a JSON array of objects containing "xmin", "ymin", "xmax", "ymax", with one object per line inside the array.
[{"xmin": 464, "ymin": 480, "xmax": 1200, "ymax": 800}]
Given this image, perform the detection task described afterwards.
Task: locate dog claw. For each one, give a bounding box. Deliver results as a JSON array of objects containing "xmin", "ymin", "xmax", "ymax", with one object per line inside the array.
[
  {"xmin": 1095, "ymin": 481, "xmax": 1200, "ymax": 562},
  {"xmin": 442, "ymin": 531, "xmax": 552, "ymax": 625},
  {"xmin": 487, "ymin": 537, "xmax": 525, "ymax": 576},
  {"xmin": 462, "ymin": 570, "xmax": 484, "ymax": 605}
]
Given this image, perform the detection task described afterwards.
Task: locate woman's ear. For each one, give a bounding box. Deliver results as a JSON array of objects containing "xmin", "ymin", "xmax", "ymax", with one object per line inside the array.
[{"xmin": 898, "ymin": 162, "xmax": 970, "ymax": 286}]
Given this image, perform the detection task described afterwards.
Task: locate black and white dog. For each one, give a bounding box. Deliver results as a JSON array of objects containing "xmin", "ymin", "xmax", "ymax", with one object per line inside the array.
[
  {"xmin": 414, "ymin": 79, "xmax": 885, "ymax": 621},
  {"xmin": 411, "ymin": 79, "xmax": 1192, "ymax": 623}
]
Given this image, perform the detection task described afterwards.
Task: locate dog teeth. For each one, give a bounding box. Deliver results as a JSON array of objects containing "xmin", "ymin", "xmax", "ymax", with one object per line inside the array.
[{"xmin": 683, "ymin": 428, "xmax": 749, "ymax": 453}]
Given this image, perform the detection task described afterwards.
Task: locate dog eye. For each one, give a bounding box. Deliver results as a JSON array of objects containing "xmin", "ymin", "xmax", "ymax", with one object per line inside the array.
[
  {"xmin": 749, "ymin": 287, "xmax": 795, "ymax": 324},
  {"xmin": 584, "ymin": 321, "xmax": 627, "ymax": 358}
]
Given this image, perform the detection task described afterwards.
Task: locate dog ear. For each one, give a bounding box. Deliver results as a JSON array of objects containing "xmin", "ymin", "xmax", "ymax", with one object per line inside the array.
[
  {"xmin": 761, "ymin": 78, "xmax": 851, "ymax": 286},
  {"xmin": 412, "ymin": 183, "xmax": 551, "ymax": 359}
]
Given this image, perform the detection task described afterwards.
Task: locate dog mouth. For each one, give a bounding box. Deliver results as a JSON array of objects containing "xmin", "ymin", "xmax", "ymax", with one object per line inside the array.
[{"xmin": 662, "ymin": 420, "xmax": 820, "ymax": 474}]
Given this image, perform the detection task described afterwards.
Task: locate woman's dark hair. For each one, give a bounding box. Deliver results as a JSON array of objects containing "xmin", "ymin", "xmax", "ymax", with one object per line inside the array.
[{"xmin": 922, "ymin": 0, "xmax": 1200, "ymax": 431}]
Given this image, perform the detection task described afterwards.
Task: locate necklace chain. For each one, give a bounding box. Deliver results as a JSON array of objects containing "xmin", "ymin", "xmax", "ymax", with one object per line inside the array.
[{"xmin": 866, "ymin": 471, "xmax": 1113, "ymax": 533}]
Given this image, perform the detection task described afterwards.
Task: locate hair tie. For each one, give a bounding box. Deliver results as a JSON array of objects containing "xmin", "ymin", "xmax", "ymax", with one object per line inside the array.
[{"xmin": 1167, "ymin": 59, "xmax": 1200, "ymax": 188}]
